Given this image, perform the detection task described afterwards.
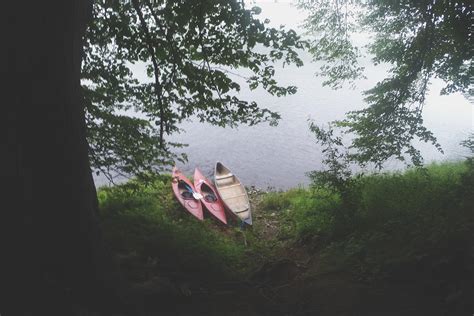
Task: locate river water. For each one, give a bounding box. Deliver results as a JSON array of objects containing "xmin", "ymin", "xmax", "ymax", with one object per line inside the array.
[{"xmin": 95, "ymin": 1, "xmax": 473, "ymax": 189}]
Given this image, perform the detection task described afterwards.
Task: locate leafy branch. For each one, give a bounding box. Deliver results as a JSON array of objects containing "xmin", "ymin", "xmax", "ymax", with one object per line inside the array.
[{"xmin": 83, "ymin": 0, "xmax": 305, "ymax": 180}]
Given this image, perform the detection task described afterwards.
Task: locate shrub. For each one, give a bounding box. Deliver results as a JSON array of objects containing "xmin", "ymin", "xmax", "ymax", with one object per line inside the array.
[{"xmin": 319, "ymin": 161, "xmax": 474, "ymax": 281}]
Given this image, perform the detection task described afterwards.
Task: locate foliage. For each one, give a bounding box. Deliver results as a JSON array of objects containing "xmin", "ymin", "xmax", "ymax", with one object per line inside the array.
[
  {"xmin": 97, "ymin": 177, "xmax": 247, "ymax": 279},
  {"xmin": 325, "ymin": 161, "xmax": 474, "ymax": 289},
  {"xmin": 96, "ymin": 160, "xmax": 473, "ymax": 311},
  {"xmin": 260, "ymin": 187, "xmax": 341, "ymax": 242},
  {"xmin": 461, "ymin": 133, "xmax": 474, "ymax": 156},
  {"xmin": 301, "ymin": 0, "xmax": 472, "ymax": 167},
  {"xmin": 307, "ymin": 121, "xmax": 353, "ymax": 191},
  {"xmin": 83, "ymin": 0, "xmax": 304, "ymax": 180},
  {"xmin": 306, "ymin": 121, "xmax": 366, "ymax": 232},
  {"xmin": 263, "ymin": 161, "xmax": 474, "ymax": 284},
  {"xmin": 298, "ymin": 0, "xmax": 365, "ymax": 89}
]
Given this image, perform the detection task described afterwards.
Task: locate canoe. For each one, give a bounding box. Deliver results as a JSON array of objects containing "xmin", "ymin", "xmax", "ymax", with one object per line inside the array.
[
  {"xmin": 214, "ymin": 162, "xmax": 252, "ymax": 225},
  {"xmin": 171, "ymin": 167, "xmax": 203, "ymax": 220},
  {"xmin": 193, "ymin": 168, "xmax": 227, "ymax": 225}
]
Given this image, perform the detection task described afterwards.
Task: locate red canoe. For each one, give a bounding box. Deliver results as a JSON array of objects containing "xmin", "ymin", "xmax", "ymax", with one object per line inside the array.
[
  {"xmin": 172, "ymin": 167, "xmax": 203, "ymax": 220},
  {"xmin": 193, "ymin": 168, "xmax": 227, "ymax": 225}
]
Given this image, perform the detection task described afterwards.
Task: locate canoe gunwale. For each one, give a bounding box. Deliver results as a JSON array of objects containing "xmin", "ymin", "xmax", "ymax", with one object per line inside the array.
[
  {"xmin": 193, "ymin": 167, "xmax": 228, "ymax": 225},
  {"xmin": 172, "ymin": 167, "xmax": 204, "ymax": 221},
  {"xmin": 214, "ymin": 162, "xmax": 252, "ymax": 225}
]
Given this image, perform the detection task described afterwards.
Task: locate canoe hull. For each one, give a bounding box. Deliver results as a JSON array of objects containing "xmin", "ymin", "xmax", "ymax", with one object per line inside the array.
[
  {"xmin": 172, "ymin": 167, "xmax": 204, "ymax": 220},
  {"xmin": 194, "ymin": 168, "xmax": 227, "ymax": 225},
  {"xmin": 214, "ymin": 162, "xmax": 252, "ymax": 225}
]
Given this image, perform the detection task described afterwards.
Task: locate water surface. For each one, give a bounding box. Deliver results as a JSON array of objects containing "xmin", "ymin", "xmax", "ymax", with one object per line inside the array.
[{"xmin": 95, "ymin": 2, "xmax": 473, "ymax": 189}]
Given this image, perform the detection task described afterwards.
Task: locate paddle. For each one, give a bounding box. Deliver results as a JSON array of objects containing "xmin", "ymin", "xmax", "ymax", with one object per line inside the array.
[{"xmin": 179, "ymin": 180, "xmax": 203, "ymax": 200}]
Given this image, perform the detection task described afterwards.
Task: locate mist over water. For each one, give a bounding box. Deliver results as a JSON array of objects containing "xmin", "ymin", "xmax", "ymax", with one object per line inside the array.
[{"xmin": 94, "ymin": 2, "xmax": 473, "ymax": 189}]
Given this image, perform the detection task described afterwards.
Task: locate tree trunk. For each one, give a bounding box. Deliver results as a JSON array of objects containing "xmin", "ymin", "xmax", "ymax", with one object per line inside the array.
[{"xmin": 1, "ymin": 0, "xmax": 115, "ymax": 314}]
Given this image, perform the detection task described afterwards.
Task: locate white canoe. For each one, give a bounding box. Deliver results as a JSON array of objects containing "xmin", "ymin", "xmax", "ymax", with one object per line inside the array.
[{"xmin": 214, "ymin": 162, "xmax": 252, "ymax": 225}]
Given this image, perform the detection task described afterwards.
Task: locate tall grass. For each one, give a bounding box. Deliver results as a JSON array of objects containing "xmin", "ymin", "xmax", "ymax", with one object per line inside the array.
[
  {"xmin": 260, "ymin": 188, "xmax": 340, "ymax": 242},
  {"xmin": 260, "ymin": 161, "xmax": 474, "ymax": 282},
  {"xmin": 335, "ymin": 162, "xmax": 473, "ymax": 280}
]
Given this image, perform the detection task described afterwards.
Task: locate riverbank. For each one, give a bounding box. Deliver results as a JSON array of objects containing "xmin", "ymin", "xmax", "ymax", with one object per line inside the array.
[{"xmin": 97, "ymin": 160, "xmax": 473, "ymax": 315}]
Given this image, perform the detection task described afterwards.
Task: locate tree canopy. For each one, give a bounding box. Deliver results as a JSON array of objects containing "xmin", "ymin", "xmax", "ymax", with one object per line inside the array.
[
  {"xmin": 82, "ymin": 0, "xmax": 304, "ymax": 181},
  {"xmin": 300, "ymin": 0, "xmax": 472, "ymax": 168}
]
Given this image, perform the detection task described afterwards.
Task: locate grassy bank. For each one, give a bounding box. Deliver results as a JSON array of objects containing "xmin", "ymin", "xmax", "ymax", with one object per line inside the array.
[
  {"xmin": 259, "ymin": 160, "xmax": 474, "ymax": 313},
  {"xmin": 97, "ymin": 160, "xmax": 474, "ymax": 314},
  {"xmin": 261, "ymin": 161, "xmax": 474, "ymax": 275},
  {"xmin": 98, "ymin": 177, "xmax": 250, "ymax": 282}
]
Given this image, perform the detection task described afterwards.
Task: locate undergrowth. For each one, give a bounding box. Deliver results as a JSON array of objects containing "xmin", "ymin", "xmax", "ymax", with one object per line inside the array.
[
  {"xmin": 98, "ymin": 176, "xmax": 249, "ymax": 283},
  {"xmin": 260, "ymin": 161, "xmax": 474, "ymax": 285},
  {"xmin": 97, "ymin": 160, "xmax": 473, "ymax": 311}
]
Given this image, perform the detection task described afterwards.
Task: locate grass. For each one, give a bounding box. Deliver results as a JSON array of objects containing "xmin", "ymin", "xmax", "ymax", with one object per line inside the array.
[
  {"xmin": 99, "ymin": 161, "xmax": 473, "ymax": 282},
  {"xmin": 259, "ymin": 161, "xmax": 474, "ymax": 283},
  {"xmin": 259, "ymin": 188, "xmax": 340, "ymax": 242},
  {"xmin": 98, "ymin": 176, "xmax": 249, "ymax": 284},
  {"xmin": 97, "ymin": 160, "xmax": 473, "ymax": 313}
]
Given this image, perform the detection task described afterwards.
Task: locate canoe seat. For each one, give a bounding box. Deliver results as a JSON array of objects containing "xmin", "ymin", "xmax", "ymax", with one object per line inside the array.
[
  {"xmin": 216, "ymin": 173, "xmax": 233, "ymax": 180},
  {"xmin": 234, "ymin": 208, "xmax": 249, "ymax": 214},
  {"xmin": 219, "ymin": 183, "xmax": 241, "ymax": 189},
  {"xmin": 224, "ymin": 193, "xmax": 246, "ymax": 200}
]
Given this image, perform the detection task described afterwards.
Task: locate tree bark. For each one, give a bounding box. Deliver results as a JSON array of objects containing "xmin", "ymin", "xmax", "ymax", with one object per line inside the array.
[{"xmin": 1, "ymin": 0, "xmax": 115, "ymax": 314}]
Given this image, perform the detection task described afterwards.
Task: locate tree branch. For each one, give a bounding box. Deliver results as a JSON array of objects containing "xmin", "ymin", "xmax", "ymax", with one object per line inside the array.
[{"xmin": 131, "ymin": 0, "xmax": 165, "ymax": 148}]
